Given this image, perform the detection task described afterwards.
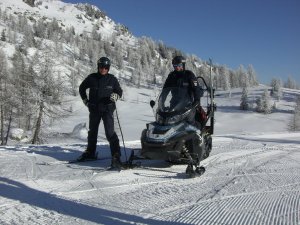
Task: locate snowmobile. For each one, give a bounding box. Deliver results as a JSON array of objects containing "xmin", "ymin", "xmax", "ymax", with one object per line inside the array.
[{"xmin": 127, "ymin": 76, "xmax": 216, "ymax": 178}]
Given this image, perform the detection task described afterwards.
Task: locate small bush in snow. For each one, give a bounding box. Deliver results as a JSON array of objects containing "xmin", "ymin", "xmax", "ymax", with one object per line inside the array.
[
  {"xmin": 256, "ymin": 89, "xmax": 273, "ymax": 114},
  {"xmin": 10, "ymin": 128, "xmax": 24, "ymax": 141}
]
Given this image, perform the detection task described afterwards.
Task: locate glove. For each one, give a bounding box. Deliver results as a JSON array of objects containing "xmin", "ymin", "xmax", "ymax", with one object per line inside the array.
[
  {"xmin": 110, "ymin": 93, "xmax": 120, "ymax": 102},
  {"xmin": 82, "ymin": 98, "xmax": 89, "ymax": 107}
]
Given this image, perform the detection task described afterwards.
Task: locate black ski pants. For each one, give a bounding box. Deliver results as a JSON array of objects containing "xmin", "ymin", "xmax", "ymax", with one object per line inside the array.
[{"xmin": 87, "ymin": 104, "xmax": 120, "ymax": 157}]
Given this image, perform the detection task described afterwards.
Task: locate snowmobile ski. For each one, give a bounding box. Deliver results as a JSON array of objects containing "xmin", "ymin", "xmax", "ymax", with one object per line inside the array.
[{"xmin": 186, "ymin": 165, "xmax": 206, "ymax": 178}]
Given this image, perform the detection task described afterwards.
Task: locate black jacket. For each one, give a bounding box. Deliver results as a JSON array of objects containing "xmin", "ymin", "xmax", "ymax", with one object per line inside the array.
[
  {"xmin": 79, "ymin": 72, "xmax": 123, "ymax": 109},
  {"xmin": 163, "ymin": 70, "xmax": 203, "ymax": 102}
]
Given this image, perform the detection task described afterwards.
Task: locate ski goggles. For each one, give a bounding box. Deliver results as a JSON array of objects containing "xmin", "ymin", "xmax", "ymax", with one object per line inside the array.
[
  {"xmin": 98, "ymin": 64, "xmax": 110, "ymax": 69},
  {"xmin": 173, "ymin": 63, "xmax": 183, "ymax": 68}
]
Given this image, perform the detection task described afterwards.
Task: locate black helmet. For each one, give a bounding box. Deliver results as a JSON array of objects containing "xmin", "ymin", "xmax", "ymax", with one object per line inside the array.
[
  {"xmin": 172, "ymin": 56, "xmax": 186, "ymax": 65},
  {"xmin": 97, "ymin": 57, "xmax": 111, "ymax": 69},
  {"xmin": 172, "ymin": 55, "xmax": 186, "ymax": 70}
]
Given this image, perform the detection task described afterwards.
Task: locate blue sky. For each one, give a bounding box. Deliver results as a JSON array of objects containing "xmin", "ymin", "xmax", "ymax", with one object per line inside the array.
[{"xmin": 63, "ymin": 0, "xmax": 300, "ymax": 85}]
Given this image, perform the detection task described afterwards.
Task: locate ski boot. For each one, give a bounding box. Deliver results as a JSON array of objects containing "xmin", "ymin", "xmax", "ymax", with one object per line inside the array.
[
  {"xmin": 76, "ymin": 150, "xmax": 97, "ymax": 162},
  {"xmin": 110, "ymin": 154, "xmax": 123, "ymax": 170}
]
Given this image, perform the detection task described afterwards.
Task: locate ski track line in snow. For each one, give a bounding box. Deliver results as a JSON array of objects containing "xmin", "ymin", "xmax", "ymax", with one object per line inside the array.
[
  {"xmin": 2, "ymin": 153, "xmax": 46, "ymax": 181},
  {"xmin": 95, "ymin": 169, "xmax": 300, "ymax": 225},
  {"xmin": 0, "ymin": 201, "xmax": 20, "ymax": 210},
  {"xmin": 56, "ymin": 176, "xmax": 182, "ymax": 195},
  {"xmin": 206, "ymin": 145, "xmax": 288, "ymax": 169},
  {"xmin": 161, "ymin": 182, "xmax": 300, "ymax": 213},
  {"xmin": 56, "ymin": 170, "xmax": 296, "ymax": 217},
  {"xmin": 195, "ymin": 188, "xmax": 298, "ymax": 225},
  {"xmin": 153, "ymin": 185, "xmax": 300, "ymax": 225},
  {"xmin": 135, "ymin": 147, "xmax": 300, "ymax": 224},
  {"xmin": 0, "ymin": 203, "xmax": 69, "ymax": 225},
  {"xmin": 152, "ymin": 166, "xmax": 300, "ymax": 224}
]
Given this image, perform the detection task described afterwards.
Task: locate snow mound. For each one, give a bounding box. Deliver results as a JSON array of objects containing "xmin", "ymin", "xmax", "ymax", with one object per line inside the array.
[
  {"xmin": 9, "ymin": 128, "xmax": 25, "ymax": 141},
  {"xmin": 71, "ymin": 122, "xmax": 88, "ymax": 140}
]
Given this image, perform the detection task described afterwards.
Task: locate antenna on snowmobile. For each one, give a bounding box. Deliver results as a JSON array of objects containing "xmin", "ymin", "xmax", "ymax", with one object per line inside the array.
[
  {"xmin": 209, "ymin": 58, "xmax": 215, "ymax": 134},
  {"xmin": 209, "ymin": 58, "xmax": 213, "ymax": 94}
]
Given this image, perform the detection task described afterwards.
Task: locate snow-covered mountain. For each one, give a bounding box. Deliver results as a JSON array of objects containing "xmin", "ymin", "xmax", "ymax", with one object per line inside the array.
[
  {"xmin": 1, "ymin": 0, "xmax": 130, "ymax": 39},
  {"xmin": 0, "ymin": 0, "xmax": 139, "ymax": 83}
]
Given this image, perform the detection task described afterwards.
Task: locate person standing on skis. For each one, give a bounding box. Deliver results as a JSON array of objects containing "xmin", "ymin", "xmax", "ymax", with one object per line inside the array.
[
  {"xmin": 163, "ymin": 55, "xmax": 203, "ymax": 123},
  {"xmin": 78, "ymin": 57, "xmax": 123, "ymax": 168}
]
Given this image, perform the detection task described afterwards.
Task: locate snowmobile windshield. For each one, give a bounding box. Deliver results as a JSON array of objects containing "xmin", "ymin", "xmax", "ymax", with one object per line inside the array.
[{"xmin": 157, "ymin": 87, "xmax": 193, "ymax": 116}]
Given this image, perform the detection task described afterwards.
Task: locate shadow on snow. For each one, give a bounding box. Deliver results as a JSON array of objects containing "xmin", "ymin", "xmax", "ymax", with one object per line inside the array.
[{"xmin": 0, "ymin": 177, "xmax": 185, "ymax": 225}]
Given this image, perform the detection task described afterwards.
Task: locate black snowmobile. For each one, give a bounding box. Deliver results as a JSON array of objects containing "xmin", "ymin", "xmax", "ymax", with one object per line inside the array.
[{"xmin": 128, "ymin": 76, "xmax": 216, "ymax": 178}]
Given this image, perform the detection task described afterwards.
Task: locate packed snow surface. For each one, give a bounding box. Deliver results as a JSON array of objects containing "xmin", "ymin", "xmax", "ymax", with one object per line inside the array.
[{"xmin": 0, "ymin": 86, "xmax": 300, "ymax": 225}]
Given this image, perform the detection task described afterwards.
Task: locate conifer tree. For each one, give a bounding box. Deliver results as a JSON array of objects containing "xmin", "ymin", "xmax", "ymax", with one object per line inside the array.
[
  {"xmin": 270, "ymin": 78, "xmax": 283, "ymax": 100},
  {"xmin": 256, "ymin": 89, "xmax": 273, "ymax": 114},
  {"xmin": 1, "ymin": 29, "xmax": 6, "ymax": 41},
  {"xmin": 289, "ymin": 96, "xmax": 300, "ymax": 131},
  {"xmin": 285, "ymin": 76, "xmax": 297, "ymax": 89},
  {"xmin": 240, "ymin": 87, "xmax": 249, "ymax": 110}
]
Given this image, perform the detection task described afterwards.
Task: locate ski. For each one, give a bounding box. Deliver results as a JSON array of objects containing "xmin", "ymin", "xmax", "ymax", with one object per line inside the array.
[
  {"xmin": 68, "ymin": 155, "xmax": 112, "ymax": 164},
  {"xmin": 38, "ymin": 156, "xmax": 111, "ymax": 166},
  {"xmin": 105, "ymin": 166, "xmax": 122, "ymax": 172},
  {"xmin": 69, "ymin": 157, "xmax": 101, "ymax": 164}
]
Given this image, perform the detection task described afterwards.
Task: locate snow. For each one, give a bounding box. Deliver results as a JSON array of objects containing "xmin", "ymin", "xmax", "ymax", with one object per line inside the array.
[
  {"xmin": 1, "ymin": 0, "xmax": 118, "ymax": 38},
  {"xmin": 0, "ymin": 41, "xmax": 16, "ymax": 66},
  {"xmin": 71, "ymin": 122, "xmax": 88, "ymax": 140},
  {"xmin": 9, "ymin": 128, "xmax": 25, "ymax": 140},
  {"xmin": 0, "ymin": 0, "xmax": 299, "ymax": 224},
  {"xmin": 1, "ymin": 85, "xmax": 300, "ymax": 225}
]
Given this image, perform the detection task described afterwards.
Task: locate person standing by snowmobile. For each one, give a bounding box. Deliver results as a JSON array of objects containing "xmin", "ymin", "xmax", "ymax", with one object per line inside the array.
[
  {"xmin": 78, "ymin": 57, "xmax": 123, "ymax": 168},
  {"xmin": 163, "ymin": 56, "xmax": 203, "ymax": 123}
]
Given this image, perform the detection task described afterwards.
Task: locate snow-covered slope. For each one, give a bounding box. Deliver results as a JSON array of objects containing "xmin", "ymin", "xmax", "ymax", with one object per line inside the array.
[
  {"xmin": 0, "ymin": 85, "xmax": 300, "ymax": 224},
  {"xmin": 0, "ymin": 0, "xmax": 138, "ymax": 76},
  {"xmin": 1, "ymin": 0, "xmax": 121, "ymax": 38},
  {"xmin": 0, "ymin": 132, "xmax": 299, "ymax": 224}
]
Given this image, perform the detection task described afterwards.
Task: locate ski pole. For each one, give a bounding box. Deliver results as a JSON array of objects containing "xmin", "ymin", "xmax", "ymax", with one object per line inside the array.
[{"xmin": 115, "ymin": 105, "xmax": 128, "ymax": 162}]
